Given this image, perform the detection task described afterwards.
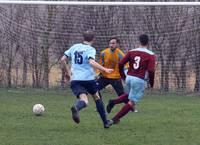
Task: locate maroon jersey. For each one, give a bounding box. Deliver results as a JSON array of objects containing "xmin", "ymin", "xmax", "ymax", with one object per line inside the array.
[{"xmin": 119, "ymin": 47, "xmax": 156, "ymax": 87}]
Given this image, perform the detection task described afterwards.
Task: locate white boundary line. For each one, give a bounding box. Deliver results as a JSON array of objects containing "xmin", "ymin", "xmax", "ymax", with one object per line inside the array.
[{"xmin": 0, "ymin": 1, "xmax": 200, "ymax": 6}]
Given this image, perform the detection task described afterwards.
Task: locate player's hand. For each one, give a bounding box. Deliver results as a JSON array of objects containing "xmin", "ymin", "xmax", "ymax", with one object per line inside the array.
[
  {"xmin": 105, "ymin": 68, "xmax": 113, "ymax": 74},
  {"xmin": 64, "ymin": 72, "xmax": 71, "ymax": 82}
]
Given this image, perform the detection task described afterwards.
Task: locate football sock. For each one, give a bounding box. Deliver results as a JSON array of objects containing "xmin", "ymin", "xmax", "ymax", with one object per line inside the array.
[
  {"xmin": 113, "ymin": 93, "xmax": 129, "ymax": 104},
  {"xmin": 112, "ymin": 103, "xmax": 133, "ymax": 122},
  {"xmin": 95, "ymin": 99, "xmax": 107, "ymax": 125},
  {"xmin": 75, "ymin": 100, "xmax": 87, "ymax": 111}
]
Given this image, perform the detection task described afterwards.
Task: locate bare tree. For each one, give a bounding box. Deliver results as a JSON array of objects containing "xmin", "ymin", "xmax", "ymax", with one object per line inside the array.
[{"xmin": 39, "ymin": 5, "xmax": 57, "ymax": 89}]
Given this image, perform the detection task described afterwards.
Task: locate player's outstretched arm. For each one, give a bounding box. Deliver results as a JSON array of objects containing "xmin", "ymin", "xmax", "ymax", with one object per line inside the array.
[{"xmin": 88, "ymin": 58, "xmax": 113, "ymax": 74}]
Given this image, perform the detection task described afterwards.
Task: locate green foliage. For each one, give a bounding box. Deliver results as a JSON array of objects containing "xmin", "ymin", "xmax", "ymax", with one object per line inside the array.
[{"xmin": 0, "ymin": 88, "xmax": 200, "ymax": 145}]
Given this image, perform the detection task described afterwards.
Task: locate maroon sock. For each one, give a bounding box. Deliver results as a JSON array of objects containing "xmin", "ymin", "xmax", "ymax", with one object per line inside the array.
[
  {"xmin": 113, "ymin": 93, "xmax": 129, "ymax": 104},
  {"xmin": 112, "ymin": 103, "xmax": 133, "ymax": 122}
]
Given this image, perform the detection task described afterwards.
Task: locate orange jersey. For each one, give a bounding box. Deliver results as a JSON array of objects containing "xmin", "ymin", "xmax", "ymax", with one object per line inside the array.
[{"xmin": 99, "ymin": 48, "xmax": 127, "ymax": 79}]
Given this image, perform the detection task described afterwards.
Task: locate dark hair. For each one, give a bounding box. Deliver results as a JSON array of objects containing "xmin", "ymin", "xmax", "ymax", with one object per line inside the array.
[
  {"xmin": 139, "ymin": 34, "xmax": 149, "ymax": 46},
  {"xmin": 109, "ymin": 37, "xmax": 120, "ymax": 44},
  {"xmin": 82, "ymin": 30, "xmax": 94, "ymax": 42}
]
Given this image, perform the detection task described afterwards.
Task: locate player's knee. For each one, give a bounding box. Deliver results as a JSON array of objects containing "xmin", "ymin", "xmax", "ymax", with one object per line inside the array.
[
  {"xmin": 128, "ymin": 100, "xmax": 135, "ymax": 106},
  {"xmin": 79, "ymin": 98, "xmax": 89, "ymax": 106},
  {"xmin": 84, "ymin": 99, "xmax": 89, "ymax": 105},
  {"xmin": 92, "ymin": 94, "xmax": 100, "ymax": 100},
  {"xmin": 79, "ymin": 94, "xmax": 89, "ymax": 105}
]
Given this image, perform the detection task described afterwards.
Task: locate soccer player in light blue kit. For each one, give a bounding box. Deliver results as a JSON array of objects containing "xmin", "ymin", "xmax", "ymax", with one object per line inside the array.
[{"xmin": 60, "ymin": 30, "xmax": 113, "ymax": 128}]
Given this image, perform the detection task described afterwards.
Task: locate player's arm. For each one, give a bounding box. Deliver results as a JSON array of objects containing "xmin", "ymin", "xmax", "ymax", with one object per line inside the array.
[
  {"xmin": 60, "ymin": 55, "xmax": 71, "ymax": 81},
  {"xmin": 147, "ymin": 55, "xmax": 156, "ymax": 88},
  {"xmin": 118, "ymin": 52, "xmax": 130, "ymax": 80},
  {"xmin": 118, "ymin": 49, "xmax": 129, "ymax": 71},
  {"xmin": 118, "ymin": 49, "xmax": 125, "ymax": 60},
  {"xmin": 88, "ymin": 48, "xmax": 113, "ymax": 74},
  {"xmin": 60, "ymin": 55, "xmax": 68, "ymax": 69},
  {"xmin": 88, "ymin": 58, "xmax": 113, "ymax": 74}
]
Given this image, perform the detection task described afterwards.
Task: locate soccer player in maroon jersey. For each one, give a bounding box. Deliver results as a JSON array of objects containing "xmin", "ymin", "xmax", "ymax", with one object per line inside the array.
[{"xmin": 106, "ymin": 34, "xmax": 156, "ymax": 125}]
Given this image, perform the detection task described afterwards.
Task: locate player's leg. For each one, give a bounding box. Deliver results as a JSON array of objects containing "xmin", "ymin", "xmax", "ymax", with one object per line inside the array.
[
  {"xmin": 106, "ymin": 93, "xmax": 129, "ymax": 113},
  {"xmin": 92, "ymin": 92, "xmax": 111, "ymax": 128},
  {"xmin": 97, "ymin": 76, "xmax": 110, "ymax": 92},
  {"xmin": 110, "ymin": 76, "xmax": 145, "ymax": 124},
  {"xmin": 70, "ymin": 81, "xmax": 88, "ymax": 124},
  {"xmin": 111, "ymin": 100, "xmax": 135, "ymax": 124},
  {"xmin": 71, "ymin": 93, "xmax": 88, "ymax": 124},
  {"xmin": 106, "ymin": 79, "xmax": 129, "ymax": 113},
  {"xmin": 107, "ymin": 78, "xmax": 137, "ymax": 113},
  {"xmin": 74, "ymin": 93, "xmax": 88, "ymax": 111},
  {"xmin": 94, "ymin": 76, "xmax": 109, "ymax": 111},
  {"xmin": 86, "ymin": 80, "xmax": 110, "ymax": 128},
  {"xmin": 110, "ymin": 78, "xmax": 124, "ymax": 96}
]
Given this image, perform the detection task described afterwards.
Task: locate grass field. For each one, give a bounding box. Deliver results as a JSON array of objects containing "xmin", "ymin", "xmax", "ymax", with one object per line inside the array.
[{"xmin": 0, "ymin": 88, "xmax": 200, "ymax": 145}]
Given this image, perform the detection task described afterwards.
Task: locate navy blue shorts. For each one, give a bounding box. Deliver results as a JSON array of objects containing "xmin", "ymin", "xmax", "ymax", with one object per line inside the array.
[{"xmin": 70, "ymin": 80, "xmax": 99, "ymax": 98}]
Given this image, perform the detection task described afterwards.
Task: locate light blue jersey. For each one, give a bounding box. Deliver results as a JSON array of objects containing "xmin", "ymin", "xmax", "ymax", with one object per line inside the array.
[{"xmin": 64, "ymin": 43, "xmax": 96, "ymax": 81}]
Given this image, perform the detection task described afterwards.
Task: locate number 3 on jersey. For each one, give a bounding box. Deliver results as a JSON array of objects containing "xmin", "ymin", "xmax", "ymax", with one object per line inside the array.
[{"xmin": 133, "ymin": 56, "xmax": 141, "ymax": 69}]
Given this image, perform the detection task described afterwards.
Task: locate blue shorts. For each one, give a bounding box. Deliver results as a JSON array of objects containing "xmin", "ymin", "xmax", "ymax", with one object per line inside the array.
[
  {"xmin": 125, "ymin": 75, "xmax": 145, "ymax": 103},
  {"xmin": 70, "ymin": 80, "xmax": 99, "ymax": 98}
]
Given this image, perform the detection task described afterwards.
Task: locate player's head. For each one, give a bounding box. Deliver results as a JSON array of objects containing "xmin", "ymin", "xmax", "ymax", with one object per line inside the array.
[
  {"xmin": 139, "ymin": 34, "xmax": 149, "ymax": 46},
  {"xmin": 109, "ymin": 37, "xmax": 120, "ymax": 50},
  {"xmin": 82, "ymin": 30, "xmax": 95, "ymax": 43}
]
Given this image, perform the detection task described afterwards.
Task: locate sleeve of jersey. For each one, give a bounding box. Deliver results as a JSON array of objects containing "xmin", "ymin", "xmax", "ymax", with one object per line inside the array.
[
  {"xmin": 99, "ymin": 52, "xmax": 105, "ymax": 66},
  {"xmin": 119, "ymin": 52, "xmax": 129, "ymax": 79},
  {"xmin": 118, "ymin": 50, "xmax": 129, "ymax": 70},
  {"xmin": 148, "ymin": 55, "xmax": 156, "ymax": 88},
  {"xmin": 87, "ymin": 48, "xmax": 96, "ymax": 60},
  {"xmin": 118, "ymin": 50, "xmax": 125, "ymax": 60},
  {"xmin": 64, "ymin": 48, "xmax": 71, "ymax": 58}
]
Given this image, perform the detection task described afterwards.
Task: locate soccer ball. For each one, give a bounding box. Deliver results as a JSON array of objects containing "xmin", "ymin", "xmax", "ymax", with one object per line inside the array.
[{"xmin": 33, "ymin": 104, "xmax": 45, "ymax": 116}]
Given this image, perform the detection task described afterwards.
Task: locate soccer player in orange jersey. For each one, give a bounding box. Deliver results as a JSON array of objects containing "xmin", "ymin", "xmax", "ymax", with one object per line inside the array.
[{"xmin": 97, "ymin": 37, "xmax": 126, "ymax": 97}]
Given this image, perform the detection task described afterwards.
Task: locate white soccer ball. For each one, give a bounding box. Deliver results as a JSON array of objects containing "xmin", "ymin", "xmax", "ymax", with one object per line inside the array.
[{"xmin": 33, "ymin": 104, "xmax": 45, "ymax": 116}]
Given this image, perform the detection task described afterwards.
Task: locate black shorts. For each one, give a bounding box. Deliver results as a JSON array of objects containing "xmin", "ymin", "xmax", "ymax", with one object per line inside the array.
[
  {"xmin": 70, "ymin": 80, "xmax": 99, "ymax": 98},
  {"xmin": 97, "ymin": 76, "xmax": 124, "ymax": 96}
]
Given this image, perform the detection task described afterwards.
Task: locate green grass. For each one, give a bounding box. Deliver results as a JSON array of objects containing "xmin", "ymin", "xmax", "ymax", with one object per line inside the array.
[{"xmin": 0, "ymin": 88, "xmax": 200, "ymax": 145}]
